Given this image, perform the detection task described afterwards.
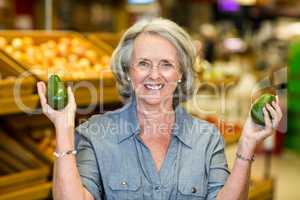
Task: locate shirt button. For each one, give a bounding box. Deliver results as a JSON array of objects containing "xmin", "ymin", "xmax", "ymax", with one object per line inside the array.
[
  {"xmin": 191, "ymin": 187, "xmax": 197, "ymax": 193},
  {"xmin": 121, "ymin": 181, "xmax": 128, "ymax": 186},
  {"xmin": 154, "ymin": 185, "xmax": 161, "ymax": 191}
]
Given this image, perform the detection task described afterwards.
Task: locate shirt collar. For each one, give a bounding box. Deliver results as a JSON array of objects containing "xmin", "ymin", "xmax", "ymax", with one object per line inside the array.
[
  {"xmin": 117, "ymin": 96, "xmax": 193, "ymax": 148},
  {"xmin": 172, "ymin": 106, "xmax": 193, "ymax": 148},
  {"xmin": 117, "ymin": 96, "xmax": 140, "ymax": 143}
]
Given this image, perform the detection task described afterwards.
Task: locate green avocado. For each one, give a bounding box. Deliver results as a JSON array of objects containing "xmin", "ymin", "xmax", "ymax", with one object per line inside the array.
[
  {"xmin": 251, "ymin": 94, "xmax": 276, "ymax": 126},
  {"xmin": 47, "ymin": 74, "xmax": 68, "ymax": 110}
]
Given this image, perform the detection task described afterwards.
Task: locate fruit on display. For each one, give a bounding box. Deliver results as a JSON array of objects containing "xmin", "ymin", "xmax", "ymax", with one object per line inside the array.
[
  {"xmin": 47, "ymin": 74, "xmax": 68, "ymax": 110},
  {"xmin": 251, "ymin": 94, "xmax": 276, "ymax": 126},
  {"xmin": 0, "ymin": 36, "xmax": 110, "ymax": 80}
]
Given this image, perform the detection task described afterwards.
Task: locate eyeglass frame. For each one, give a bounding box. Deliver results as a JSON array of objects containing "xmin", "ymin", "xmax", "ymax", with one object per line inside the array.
[{"xmin": 130, "ymin": 58, "xmax": 181, "ymax": 74}]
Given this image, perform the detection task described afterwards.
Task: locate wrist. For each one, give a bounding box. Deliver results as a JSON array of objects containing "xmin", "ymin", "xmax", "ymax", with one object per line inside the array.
[
  {"xmin": 237, "ymin": 137, "xmax": 257, "ymax": 158},
  {"xmin": 54, "ymin": 117, "xmax": 75, "ymax": 130},
  {"xmin": 55, "ymin": 126, "xmax": 75, "ymax": 152},
  {"xmin": 55, "ymin": 138, "xmax": 75, "ymax": 153},
  {"xmin": 55, "ymin": 124, "xmax": 74, "ymax": 134},
  {"xmin": 236, "ymin": 152, "xmax": 255, "ymax": 163}
]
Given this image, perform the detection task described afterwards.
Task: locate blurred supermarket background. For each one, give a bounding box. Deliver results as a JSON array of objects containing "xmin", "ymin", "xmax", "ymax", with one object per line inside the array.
[{"xmin": 0, "ymin": 0, "xmax": 299, "ymax": 199}]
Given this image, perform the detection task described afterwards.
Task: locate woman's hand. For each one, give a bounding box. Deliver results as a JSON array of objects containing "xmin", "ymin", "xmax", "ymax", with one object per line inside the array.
[
  {"xmin": 37, "ymin": 81, "xmax": 77, "ymax": 130},
  {"xmin": 240, "ymin": 96, "xmax": 283, "ymax": 151}
]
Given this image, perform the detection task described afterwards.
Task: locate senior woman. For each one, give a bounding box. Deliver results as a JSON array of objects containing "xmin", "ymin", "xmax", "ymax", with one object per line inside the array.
[{"xmin": 37, "ymin": 18, "xmax": 282, "ymax": 200}]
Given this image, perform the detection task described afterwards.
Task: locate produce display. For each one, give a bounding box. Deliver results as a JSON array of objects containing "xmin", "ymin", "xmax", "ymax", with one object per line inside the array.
[
  {"xmin": 251, "ymin": 94, "xmax": 276, "ymax": 126},
  {"xmin": 0, "ymin": 31, "xmax": 111, "ymax": 81},
  {"xmin": 0, "ymin": 49, "xmax": 36, "ymax": 99},
  {"xmin": 0, "ymin": 128, "xmax": 52, "ymax": 199},
  {"xmin": 47, "ymin": 74, "xmax": 68, "ymax": 110}
]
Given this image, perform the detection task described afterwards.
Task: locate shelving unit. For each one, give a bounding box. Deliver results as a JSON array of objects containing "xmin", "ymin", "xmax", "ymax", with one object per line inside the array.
[{"xmin": 0, "ymin": 31, "xmax": 121, "ymax": 200}]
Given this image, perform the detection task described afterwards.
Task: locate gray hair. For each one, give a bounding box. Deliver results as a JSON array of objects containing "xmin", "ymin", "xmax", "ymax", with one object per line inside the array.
[{"xmin": 110, "ymin": 18, "xmax": 196, "ymax": 106}]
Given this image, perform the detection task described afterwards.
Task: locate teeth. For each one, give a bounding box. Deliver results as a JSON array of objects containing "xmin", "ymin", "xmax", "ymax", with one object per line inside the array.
[{"xmin": 145, "ymin": 84, "xmax": 163, "ymax": 90}]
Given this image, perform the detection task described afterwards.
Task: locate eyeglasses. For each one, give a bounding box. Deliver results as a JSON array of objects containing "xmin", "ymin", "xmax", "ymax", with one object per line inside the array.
[{"xmin": 131, "ymin": 58, "xmax": 178, "ymax": 73}]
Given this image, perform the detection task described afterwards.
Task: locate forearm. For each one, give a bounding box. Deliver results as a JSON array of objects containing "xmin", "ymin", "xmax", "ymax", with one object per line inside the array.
[
  {"xmin": 52, "ymin": 126, "xmax": 86, "ymax": 200},
  {"xmin": 217, "ymin": 138, "xmax": 256, "ymax": 200}
]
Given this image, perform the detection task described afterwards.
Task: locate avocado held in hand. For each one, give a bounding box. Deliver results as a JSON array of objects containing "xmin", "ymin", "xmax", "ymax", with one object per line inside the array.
[
  {"xmin": 47, "ymin": 74, "xmax": 68, "ymax": 110},
  {"xmin": 251, "ymin": 94, "xmax": 276, "ymax": 126}
]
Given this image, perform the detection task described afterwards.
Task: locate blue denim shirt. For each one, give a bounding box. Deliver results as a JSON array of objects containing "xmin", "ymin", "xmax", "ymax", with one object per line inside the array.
[{"xmin": 75, "ymin": 97, "xmax": 230, "ymax": 200}]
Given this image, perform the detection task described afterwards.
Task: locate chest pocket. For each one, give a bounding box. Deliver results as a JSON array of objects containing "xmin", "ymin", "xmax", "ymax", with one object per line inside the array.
[
  {"xmin": 107, "ymin": 175, "xmax": 142, "ymax": 200},
  {"xmin": 176, "ymin": 176, "xmax": 207, "ymax": 200}
]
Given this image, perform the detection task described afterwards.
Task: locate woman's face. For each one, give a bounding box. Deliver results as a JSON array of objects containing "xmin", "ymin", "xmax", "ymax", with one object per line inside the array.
[{"xmin": 129, "ymin": 33, "xmax": 182, "ymax": 107}]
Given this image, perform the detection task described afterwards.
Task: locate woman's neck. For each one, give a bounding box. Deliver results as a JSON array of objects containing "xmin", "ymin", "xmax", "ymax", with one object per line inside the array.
[{"xmin": 136, "ymin": 98, "xmax": 175, "ymax": 137}]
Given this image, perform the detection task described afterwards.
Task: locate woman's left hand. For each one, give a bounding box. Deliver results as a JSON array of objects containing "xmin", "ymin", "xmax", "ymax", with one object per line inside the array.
[{"xmin": 240, "ymin": 95, "xmax": 283, "ymax": 149}]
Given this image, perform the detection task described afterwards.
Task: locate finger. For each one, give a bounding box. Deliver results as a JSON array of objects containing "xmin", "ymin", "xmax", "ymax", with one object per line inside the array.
[
  {"xmin": 37, "ymin": 82, "xmax": 47, "ymax": 107},
  {"xmin": 66, "ymin": 86, "xmax": 76, "ymax": 109},
  {"xmin": 67, "ymin": 86, "xmax": 75, "ymax": 104},
  {"xmin": 267, "ymin": 103, "xmax": 281, "ymax": 128},
  {"xmin": 37, "ymin": 82, "xmax": 55, "ymax": 116},
  {"xmin": 266, "ymin": 103, "xmax": 278, "ymax": 121},
  {"xmin": 272, "ymin": 101, "xmax": 283, "ymax": 119},
  {"xmin": 263, "ymin": 107, "xmax": 273, "ymax": 131}
]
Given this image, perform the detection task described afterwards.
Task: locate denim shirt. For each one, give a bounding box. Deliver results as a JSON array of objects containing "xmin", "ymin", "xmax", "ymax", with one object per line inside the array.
[{"xmin": 75, "ymin": 97, "xmax": 230, "ymax": 200}]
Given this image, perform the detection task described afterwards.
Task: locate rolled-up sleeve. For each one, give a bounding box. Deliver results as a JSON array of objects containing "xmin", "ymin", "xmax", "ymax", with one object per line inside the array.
[
  {"xmin": 206, "ymin": 129, "xmax": 230, "ymax": 200},
  {"xmin": 75, "ymin": 131, "xmax": 103, "ymax": 200}
]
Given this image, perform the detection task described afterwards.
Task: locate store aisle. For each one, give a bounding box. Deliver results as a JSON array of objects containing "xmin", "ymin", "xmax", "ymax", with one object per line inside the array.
[{"xmin": 226, "ymin": 145, "xmax": 300, "ymax": 200}]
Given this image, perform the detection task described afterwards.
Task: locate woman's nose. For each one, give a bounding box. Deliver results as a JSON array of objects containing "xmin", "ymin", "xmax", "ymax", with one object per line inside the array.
[{"xmin": 148, "ymin": 65, "xmax": 161, "ymax": 79}]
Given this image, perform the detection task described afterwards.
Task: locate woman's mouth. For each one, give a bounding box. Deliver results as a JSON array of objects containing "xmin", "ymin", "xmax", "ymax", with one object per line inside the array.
[{"xmin": 144, "ymin": 83, "xmax": 164, "ymax": 90}]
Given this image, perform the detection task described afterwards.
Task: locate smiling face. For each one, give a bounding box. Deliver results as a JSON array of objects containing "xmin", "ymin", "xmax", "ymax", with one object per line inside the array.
[{"xmin": 129, "ymin": 33, "xmax": 182, "ymax": 108}]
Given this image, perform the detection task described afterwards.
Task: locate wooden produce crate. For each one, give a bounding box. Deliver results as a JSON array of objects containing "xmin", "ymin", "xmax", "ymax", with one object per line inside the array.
[
  {"xmin": 12, "ymin": 128, "xmax": 56, "ymax": 165},
  {"xmin": 0, "ymin": 182, "xmax": 52, "ymax": 200},
  {"xmin": 0, "ymin": 30, "xmax": 114, "ymax": 84},
  {"xmin": 0, "ymin": 50, "xmax": 36, "ymax": 97},
  {"xmin": 0, "ymin": 130, "xmax": 51, "ymax": 196},
  {"xmin": 85, "ymin": 33, "xmax": 115, "ymax": 55},
  {"xmin": 0, "ymin": 94, "xmax": 39, "ymax": 116},
  {"xmin": 86, "ymin": 32, "xmax": 122, "ymax": 50}
]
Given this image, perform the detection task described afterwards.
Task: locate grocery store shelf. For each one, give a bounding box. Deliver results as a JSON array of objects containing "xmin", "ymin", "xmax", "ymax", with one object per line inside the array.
[
  {"xmin": 0, "ymin": 95, "xmax": 39, "ymax": 116},
  {"xmin": 0, "ymin": 182, "xmax": 52, "ymax": 200},
  {"xmin": 0, "ymin": 85, "xmax": 120, "ymax": 116}
]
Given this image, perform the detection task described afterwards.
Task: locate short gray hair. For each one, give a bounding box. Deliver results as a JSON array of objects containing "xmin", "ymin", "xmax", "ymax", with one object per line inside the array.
[{"xmin": 110, "ymin": 18, "xmax": 196, "ymax": 105}]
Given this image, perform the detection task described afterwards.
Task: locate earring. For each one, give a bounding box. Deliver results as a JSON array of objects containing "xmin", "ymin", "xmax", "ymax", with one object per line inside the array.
[
  {"xmin": 177, "ymin": 79, "xmax": 182, "ymax": 83},
  {"xmin": 127, "ymin": 77, "xmax": 131, "ymax": 81}
]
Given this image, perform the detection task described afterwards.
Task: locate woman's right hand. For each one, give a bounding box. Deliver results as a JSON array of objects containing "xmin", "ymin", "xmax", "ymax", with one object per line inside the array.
[{"xmin": 37, "ymin": 81, "xmax": 77, "ymax": 131}]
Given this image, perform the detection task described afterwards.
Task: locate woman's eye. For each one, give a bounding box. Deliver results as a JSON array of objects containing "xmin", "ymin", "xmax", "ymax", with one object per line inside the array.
[
  {"xmin": 139, "ymin": 61, "xmax": 150, "ymax": 67},
  {"xmin": 161, "ymin": 63, "xmax": 173, "ymax": 68}
]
